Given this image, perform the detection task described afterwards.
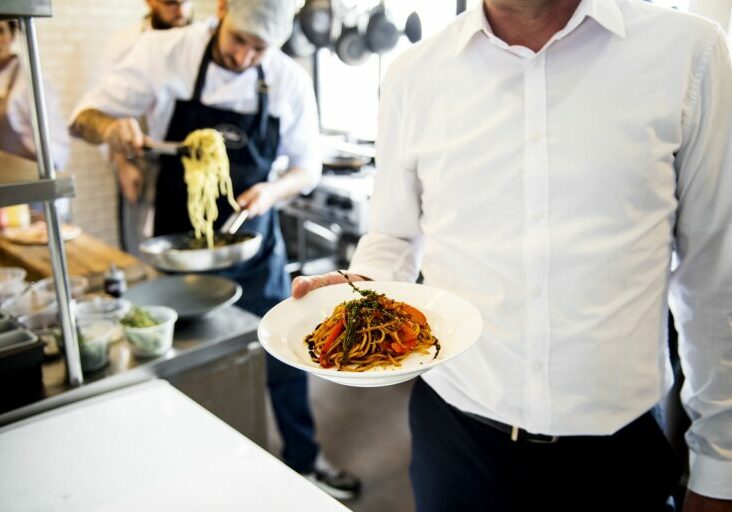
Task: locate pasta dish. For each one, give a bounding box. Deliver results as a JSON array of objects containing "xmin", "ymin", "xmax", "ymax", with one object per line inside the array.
[
  {"xmin": 305, "ymin": 274, "xmax": 440, "ymax": 371},
  {"xmin": 181, "ymin": 128, "xmax": 239, "ymax": 249}
]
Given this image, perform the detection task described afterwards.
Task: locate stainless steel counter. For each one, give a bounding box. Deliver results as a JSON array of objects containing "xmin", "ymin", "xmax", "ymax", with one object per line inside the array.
[{"xmin": 0, "ymin": 306, "xmax": 266, "ymax": 444}]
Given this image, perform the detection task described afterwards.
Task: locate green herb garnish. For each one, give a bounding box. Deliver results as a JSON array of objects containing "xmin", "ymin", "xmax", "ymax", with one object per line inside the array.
[
  {"xmin": 337, "ymin": 271, "xmax": 394, "ymax": 365},
  {"xmin": 121, "ymin": 306, "xmax": 159, "ymax": 328}
]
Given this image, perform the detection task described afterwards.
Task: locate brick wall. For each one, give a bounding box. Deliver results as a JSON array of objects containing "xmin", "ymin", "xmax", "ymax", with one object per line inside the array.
[{"xmin": 34, "ymin": 0, "xmax": 219, "ymax": 246}]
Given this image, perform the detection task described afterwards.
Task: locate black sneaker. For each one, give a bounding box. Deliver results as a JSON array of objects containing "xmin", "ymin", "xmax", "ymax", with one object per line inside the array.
[{"xmin": 303, "ymin": 456, "xmax": 362, "ymax": 500}]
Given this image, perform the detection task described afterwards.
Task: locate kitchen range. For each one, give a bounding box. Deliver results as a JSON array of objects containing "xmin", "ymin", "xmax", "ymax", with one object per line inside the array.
[{"xmin": 282, "ymin": 161, "xmax": 374, "ymax": 274}]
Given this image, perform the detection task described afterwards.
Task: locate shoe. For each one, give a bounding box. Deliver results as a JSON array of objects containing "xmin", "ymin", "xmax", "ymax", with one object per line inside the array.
[{"xmin": 303, "ymin": 455, "xmax": 362, "ymax": 500}]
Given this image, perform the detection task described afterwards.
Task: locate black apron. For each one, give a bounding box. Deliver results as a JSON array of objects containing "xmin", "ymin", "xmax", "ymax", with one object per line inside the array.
[{"xmin": 155, "ymin": 35, "xmax": 289, "ymax": 315}]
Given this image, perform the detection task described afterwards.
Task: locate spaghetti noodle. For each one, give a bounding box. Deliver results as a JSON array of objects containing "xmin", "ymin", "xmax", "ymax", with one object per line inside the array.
[
  {"xmin": 181, "ymin": 128, "xmax": 239, "ymax": 249},
  {"xmin": 305, "ymin": 275, "xmax": 440, "ymax": 371}
]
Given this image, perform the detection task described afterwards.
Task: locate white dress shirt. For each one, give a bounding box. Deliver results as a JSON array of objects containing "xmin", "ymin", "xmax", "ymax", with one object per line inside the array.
[
  {"xmin": 0, "ymin": 58, "xmax": 69, "ymax": 170},
  {"xmin": 348, "ymin": 0, "xmax": 732, "ymax": 499},
  {"xmin": 71, "ymin": 20, "xmax": 321, "ymax": 188}
]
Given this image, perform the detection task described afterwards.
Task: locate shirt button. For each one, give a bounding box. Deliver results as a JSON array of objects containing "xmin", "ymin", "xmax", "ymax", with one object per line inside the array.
[
  {"xmin": 530, "ymin": 286, "xmax": 543, "ymax": 299},
  {"xmin": 529, "ymin": 131, "xmax": 544, "ymax": 143},
  {"xmin": 530, "ymin": 360, "xmax": 544, "ymax": 373}
]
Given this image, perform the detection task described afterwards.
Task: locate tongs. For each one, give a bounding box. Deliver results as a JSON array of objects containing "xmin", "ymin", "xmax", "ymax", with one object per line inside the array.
[
  {"xmin": 220, "ymin": 209, "xmax": 250, "ymax": 235},
  {"xmin": 143, "ymin": 140, "xmax": 192, "ymax": 158}
]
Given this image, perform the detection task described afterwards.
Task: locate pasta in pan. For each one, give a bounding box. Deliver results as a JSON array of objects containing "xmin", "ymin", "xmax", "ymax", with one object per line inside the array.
[
  {"xmin": 181, "ymin": 128, "xmax": 239, "ymax": 249},
  {"xmin": 305, "ymin": 274, "xmax": 441, "ymax": 371}
]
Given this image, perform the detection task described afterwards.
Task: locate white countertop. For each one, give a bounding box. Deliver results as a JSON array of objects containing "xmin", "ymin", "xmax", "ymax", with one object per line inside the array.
[{"xmin": 0, "ymin": 380, "xmax": 351, "ymax": 512}]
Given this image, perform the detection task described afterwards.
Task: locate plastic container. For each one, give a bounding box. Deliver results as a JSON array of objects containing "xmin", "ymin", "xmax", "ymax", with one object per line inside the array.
[
  {"xmin": 122, "ymin": 306, "xmax": 177, "ymax": 358},
  {"xmin": 78, "ymin": 321, "xmax": 116, "ymax": 373},
  {"xmin": 0, "ymin": 316, "xmax": 44, "ymax": 413},
  {"xmin": 0, "ymin": 289, "xmax": 56, "ymax": 318},
  {"xmin": 0, "ymin": 267, "xmax": 27, "ymax": 302},
  {"xmin": 17, "ymin": 309, "xmax": 62, "ymax": 358},
  {"xmin": 75, "ymin": 295, "xmax": 131, "ymax": 343},
  {"xmin": 32, "ymin": 275, "xmax": 88, "ymax": 299}
]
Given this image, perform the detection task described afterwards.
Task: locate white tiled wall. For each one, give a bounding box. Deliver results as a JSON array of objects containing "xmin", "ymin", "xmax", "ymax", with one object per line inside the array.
[{"xmin": 33, "ymin": 1, "xmax": 218, "ymax": 246}]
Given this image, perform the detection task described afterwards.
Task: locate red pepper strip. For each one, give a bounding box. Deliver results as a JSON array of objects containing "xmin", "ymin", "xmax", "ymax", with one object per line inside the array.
[
  {"xmin": 399, "ymin": 322, "xmax": 418, "ymax": 342},
  {"xmin": 402, "ymin": 304, "xmax": 427, "ymax": 325},
  {"xmin": 319, "ymin": 320, "xmax": 344, "ymax": 367},
  {"xmin": 390, "ymin": 324, "xmax": 418, "ymax": 354}
]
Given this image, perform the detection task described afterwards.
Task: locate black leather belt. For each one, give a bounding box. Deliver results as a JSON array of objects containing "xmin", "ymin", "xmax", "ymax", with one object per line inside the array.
[{"xmin": 465, "ymin": 412, "xmax": 560, "ymax": 444}]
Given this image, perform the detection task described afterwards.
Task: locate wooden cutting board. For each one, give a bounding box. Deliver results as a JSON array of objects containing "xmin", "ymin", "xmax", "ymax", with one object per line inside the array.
[{"xmin": 0, "ymin": 231, "xmax": 156, "ymax": 291}]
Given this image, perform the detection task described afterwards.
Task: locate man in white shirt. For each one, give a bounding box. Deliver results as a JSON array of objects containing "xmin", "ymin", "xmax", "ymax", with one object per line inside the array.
[
  {"xmin": 102, "ymin": 0, "xmax": 196, "ymax": 255},
  {"xmin": 292, "ymin": 0, "xmax": 732, "ymax": 510},
  {"xmin": 70, "ymin": 0, "xmax": 361, "ymax": 500}
]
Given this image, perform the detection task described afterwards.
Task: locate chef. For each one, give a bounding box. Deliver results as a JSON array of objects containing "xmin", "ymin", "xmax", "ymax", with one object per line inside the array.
[
  {"xmin": 0, "ymin": 18, "xmax": 70, "ymax": 223},
  {"xmin": 101, "ymin": 0, "xmax": 197, "ymax": 255},
  {"xmin": 0, "ymin": 19, "xmax": 69, "ymax": 171},
  {"xmin": 69, "ymin": 0, "xmax": 361, "ymax": 500}
]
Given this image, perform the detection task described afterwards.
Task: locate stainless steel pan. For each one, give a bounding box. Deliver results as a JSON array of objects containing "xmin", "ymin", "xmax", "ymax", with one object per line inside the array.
[{"xmin": 139, "ymin": 210, "xmax": 262, "ymax": 273}]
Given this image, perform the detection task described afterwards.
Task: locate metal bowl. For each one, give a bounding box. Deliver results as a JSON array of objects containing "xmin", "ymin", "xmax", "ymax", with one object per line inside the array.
[
  {"xmin": 139, "ymin": 231, "xmax": 262, "ymax": 273},
  {"xmin": 123, "ymin": 275, "xmax": 242, "ymax": 319}
]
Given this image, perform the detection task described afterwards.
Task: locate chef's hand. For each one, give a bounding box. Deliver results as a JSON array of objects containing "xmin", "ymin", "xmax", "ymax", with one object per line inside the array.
[
  {"xmin": 111, "ymin": 151, "xmax": 144, "ymax": 204},
  {"xmin": 682, "ymin": 491, "xmax": 732, "ymax": 512},
  {"xmin": 235, "ymin": 182, "xmax": 279, "ymax": 218},
  {"xmin": 292, "ymin": 271, "xmax": 369, "ymax": 299},
  {"xmin": 102, "ymin": 117, "xmax": 149, "ymax": 159}
]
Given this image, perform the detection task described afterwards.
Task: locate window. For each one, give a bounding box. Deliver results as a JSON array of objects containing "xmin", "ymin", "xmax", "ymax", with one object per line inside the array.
[{"xmin": 317, "ymin": 0, "xmax": 458, "ymax": 141}]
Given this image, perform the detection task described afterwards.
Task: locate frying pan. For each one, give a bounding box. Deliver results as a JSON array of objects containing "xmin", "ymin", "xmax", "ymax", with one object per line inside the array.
[
  {"xmin": 139, "ymin": 211, "xmax": 262, "ymax": 273},
  {"xmin": 124, "ymin": 274, "xmax": 242, "ymax": 319},
  {"xmin": 365, "ymin": 4, "xmax": 399, "ymax": 55},
  {"xmin": 404, "ymin": 12, "xmax": 422, "ymax": 43},
  {"xmin": 282, "ymin": 14, "xmax": 316, "ymax": 58},
  {"xmin": 335, "ymin": 24, "xmax": 370, "ymax": 66},
  {"xmin": 299, "ymin": 0, "xmax": 334, "ymax": 49}
]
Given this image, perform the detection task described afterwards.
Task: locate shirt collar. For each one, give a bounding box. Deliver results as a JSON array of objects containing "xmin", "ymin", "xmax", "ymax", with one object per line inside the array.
[
  {"xmin": 454, "ymin": 0, "xmax": 626, "ymax": 56},
  {"xmin": 570, "ymin": 0, "xmax": 626, "ymax": 38}
]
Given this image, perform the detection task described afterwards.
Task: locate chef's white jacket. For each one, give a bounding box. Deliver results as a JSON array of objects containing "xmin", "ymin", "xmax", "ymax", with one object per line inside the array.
[{"xmin": 0, "ymin": 58, "xmax": 69, "ymax": 170}]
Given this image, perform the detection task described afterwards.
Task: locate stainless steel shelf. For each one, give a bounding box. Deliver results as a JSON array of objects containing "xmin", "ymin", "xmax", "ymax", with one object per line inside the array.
[
  {"xmin": 0, "ymin": 0, "xmax": 52, "ymax": 17},
  {"xmin": 0, "ymin": 176, "xmax": 75, "ymax": 208}
]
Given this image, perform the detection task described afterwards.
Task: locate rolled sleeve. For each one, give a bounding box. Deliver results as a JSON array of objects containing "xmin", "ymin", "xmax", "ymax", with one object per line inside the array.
[
  {"xmin": 668, "ymin": 28, "xmax": 732, "ymax": 499},
  {"xmin": 348, "ymin": 63, "xmax": 423, "ymax": 283}
]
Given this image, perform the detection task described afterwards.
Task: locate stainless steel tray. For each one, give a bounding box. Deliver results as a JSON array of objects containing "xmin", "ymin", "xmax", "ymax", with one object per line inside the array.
[
  {"xmin": 123, "ymin": 275, "xmax": 242, "ymax": 319},
  {"xmin": 139, "ymin": 231, "xmax": 262, "ymax": 273}
]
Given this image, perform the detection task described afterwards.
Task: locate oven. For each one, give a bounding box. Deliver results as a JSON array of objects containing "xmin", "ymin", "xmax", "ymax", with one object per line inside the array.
[{"xmin": 281, "ymin": 167, "xmax": 373, "ymax": 275}]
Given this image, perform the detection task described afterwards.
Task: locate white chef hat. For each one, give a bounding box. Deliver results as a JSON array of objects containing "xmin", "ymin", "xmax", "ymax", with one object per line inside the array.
[{"xmin": 227, "ymin": 0, "xmax": 298, "ymax": 47}]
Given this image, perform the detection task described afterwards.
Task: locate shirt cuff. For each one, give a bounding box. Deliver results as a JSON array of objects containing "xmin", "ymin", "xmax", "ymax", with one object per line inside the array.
[
  {"xmin": 688, "ymin": 451, "xmax": 732, "ymax": 499},
  {"xmin": 346, "ymin": 264, "xmax": 398, "ymax": 282}
]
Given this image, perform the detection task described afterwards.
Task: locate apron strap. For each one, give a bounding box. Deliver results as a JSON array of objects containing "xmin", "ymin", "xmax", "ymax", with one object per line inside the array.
[
  {"xmin": 191, "ymin": 35, "xmax": 216, "ymax": 102},
  {"xmin": 256, "ymin": 65, "xmax": 270, "ymax": 140},
  {"xmin": 191, "ymin": 33, "xmax": 271, "ymax": 142}
]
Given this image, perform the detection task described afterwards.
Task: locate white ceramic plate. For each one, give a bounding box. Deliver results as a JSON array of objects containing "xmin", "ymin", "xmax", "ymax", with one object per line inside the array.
[{"xmin": 258, "ymin": 281, "xmax": 483, "ymax": 387}]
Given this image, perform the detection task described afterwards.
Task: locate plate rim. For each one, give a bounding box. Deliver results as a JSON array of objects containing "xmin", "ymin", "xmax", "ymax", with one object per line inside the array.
[{"xmin": 258, "ymin": 281, "xmax": 483, "ymax": 382}]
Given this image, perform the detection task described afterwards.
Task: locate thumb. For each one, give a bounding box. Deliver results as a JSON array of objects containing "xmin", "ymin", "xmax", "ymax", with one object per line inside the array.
[{"xmin": 291, "ymin": 271, "xmax": 368, "ymax": 299}]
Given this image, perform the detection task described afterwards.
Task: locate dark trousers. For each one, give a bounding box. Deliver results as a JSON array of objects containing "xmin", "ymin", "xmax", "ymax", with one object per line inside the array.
[
  {"xmin": 409, "ymin": 378, "xmax": 680, "ymax": 512},
  {"xmin": 235, "ymin": 296, "xmax": 320, "ymax": 473},
  {"xmin": 266, "ymin": 353, "xmax": 319, "ymax": 473}
]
